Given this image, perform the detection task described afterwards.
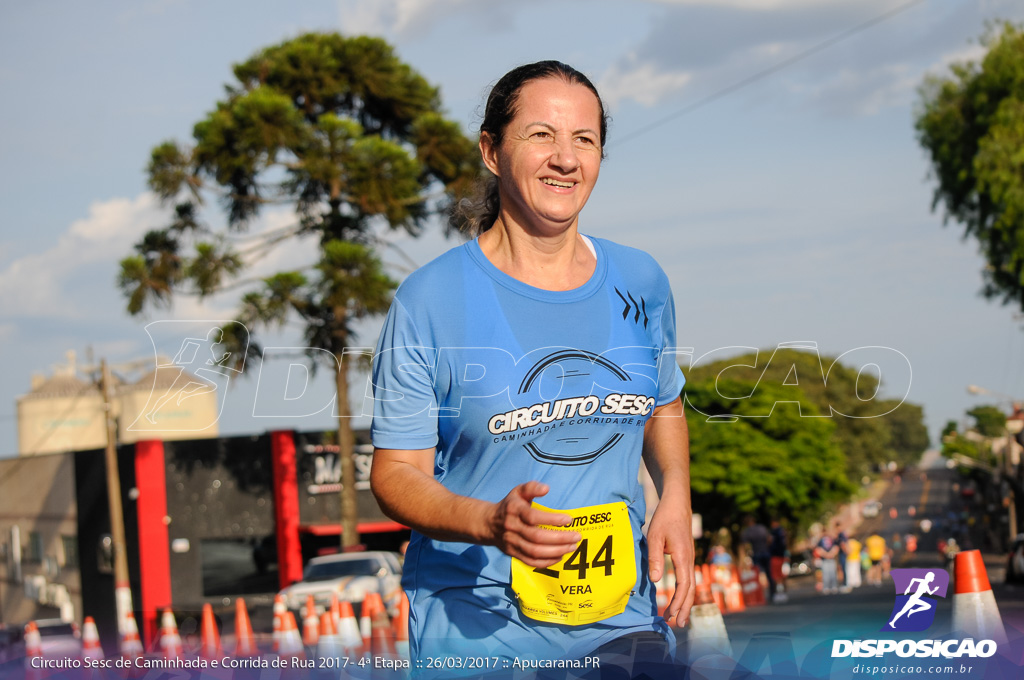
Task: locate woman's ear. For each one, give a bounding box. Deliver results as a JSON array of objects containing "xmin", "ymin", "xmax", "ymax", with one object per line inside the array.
[{"xmin": 480, "ymin": 132, "xmax": 501, "ymax": 177}]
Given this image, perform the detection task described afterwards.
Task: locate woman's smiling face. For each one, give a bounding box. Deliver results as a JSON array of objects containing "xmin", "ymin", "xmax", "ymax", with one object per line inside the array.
[{"xmin": 481, "ymin": 77, "xmax": 603, "ymax": 236}]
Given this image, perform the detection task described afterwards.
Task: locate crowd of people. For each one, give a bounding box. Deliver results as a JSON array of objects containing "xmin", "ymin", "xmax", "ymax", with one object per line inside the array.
[{"xmin": 702, "ymin": 517, "xmax": 911, "ymax": 600}]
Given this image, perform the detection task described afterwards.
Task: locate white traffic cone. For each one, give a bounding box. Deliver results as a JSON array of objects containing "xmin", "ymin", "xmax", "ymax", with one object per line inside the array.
[
  {"xmin": 686, "ymin": 564, "xmax": 733, "ymax": 662},
  {"xmin": 158, "ymin": 609, "xmax": 183, "ymax": 659},
  {"xmin": 121, "ymin": 612, "xmax": 144, "ymax": 663},
  {"xmin": 952, "ymin": 549, "xmax": 1008, "ymax": 645},
  {"xmin": 336, "ymin": 600, "xmax": 363, "ymax": 655},
  {"xmin": 81, "ymin": 617, "xmax": 104, "ymax": 661}
]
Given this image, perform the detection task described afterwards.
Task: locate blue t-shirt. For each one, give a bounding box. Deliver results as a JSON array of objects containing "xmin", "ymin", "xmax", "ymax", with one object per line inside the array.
[{"xmin": 371, "ymin": 236, "xmax": 686, "ymax": 666}]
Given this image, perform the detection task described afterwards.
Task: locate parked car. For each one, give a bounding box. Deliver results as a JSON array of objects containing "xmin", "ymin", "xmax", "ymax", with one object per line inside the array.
[
  {"xmin": 862, "ymin": 501, "xmax": 882, "ymax": 518},
  {"xmin": 784, "ymin": 550, "xmax": 814, "ymax": 577},
  {"xmin": 1007, "ymin": 534, "xmax": 1024, "ymax": 584},
  {"xmin": 278, "ymin": 550, "xmax": 403, "ymax": 616}
]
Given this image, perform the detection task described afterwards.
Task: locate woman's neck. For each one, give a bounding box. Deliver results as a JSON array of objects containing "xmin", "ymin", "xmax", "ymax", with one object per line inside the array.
[{"xmin": 478, "ymin": 215, "xmax": 596, "ymax": 291}]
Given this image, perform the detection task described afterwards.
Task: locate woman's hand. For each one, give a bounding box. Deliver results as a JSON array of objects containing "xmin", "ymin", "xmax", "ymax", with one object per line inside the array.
[
  {"xmin": 647, "ymin": 492, "xmax": 696, "ymax": 627},
  {"xmin": 486, "ymin": 481, "xmax": 581, "ymax": 567}
]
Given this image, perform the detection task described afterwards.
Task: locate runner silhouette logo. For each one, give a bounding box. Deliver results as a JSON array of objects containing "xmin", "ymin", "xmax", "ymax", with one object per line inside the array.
[{"xmin": 883, "ymin": 568, "xmax": 949, "ymax": 632}]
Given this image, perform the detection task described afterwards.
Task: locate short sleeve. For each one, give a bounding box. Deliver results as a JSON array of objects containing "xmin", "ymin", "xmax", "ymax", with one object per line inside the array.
[
  {"xmin": 656, "ymin": 286, "xmax": 686, "ymax": 405},
  {"xmin": 370, "ymin": 297, "xmax": 440, "ymax": 450}
]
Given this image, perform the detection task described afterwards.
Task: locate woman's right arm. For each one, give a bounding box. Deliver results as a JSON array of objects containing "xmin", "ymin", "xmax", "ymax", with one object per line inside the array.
[{"xmin": 370, "ymin": 448, "xmax": 580, "ymax": 568}]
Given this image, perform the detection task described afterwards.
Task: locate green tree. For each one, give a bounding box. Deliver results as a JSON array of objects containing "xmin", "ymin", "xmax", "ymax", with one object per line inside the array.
[
  {"xmin": 967, "ymin": 404, "xmax": 1008, "ymax": 437},
  {"xmin": 686, "ymin": 349, "xmax": 904, "ymax": 478},
  {"xmin": 916, "ymin": 22, "xmax": 1024, "ymax": 309},
  {"xmin": 684, "ymin": 376, "xmax": 854, "ymax": 535},
  {"xmin": 877, "ymin": 400, "xmax": 930, "ymax": 467},
  {"xmin": 119, "ymin": 33, "xmax": 479, "ymax": 548}
]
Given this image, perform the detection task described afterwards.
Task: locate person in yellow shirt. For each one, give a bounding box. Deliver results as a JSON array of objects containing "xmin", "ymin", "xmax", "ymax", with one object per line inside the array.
[
  {"xmin": 865, "ymin": 533, "xmax": 887, "ymax": 586},
  {"xmin": 844, "ymin": 535, "xmax": 863, "ymax": 590}
]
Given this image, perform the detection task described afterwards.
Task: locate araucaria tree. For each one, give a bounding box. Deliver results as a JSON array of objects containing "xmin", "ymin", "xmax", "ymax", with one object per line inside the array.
[
  {"xmin": 916, "ymin": 22, "xmax": 1024, "ymax": 309},
  {"xmin": 119, "ymin": 34, "xmax": 479, "ymax": 547}
]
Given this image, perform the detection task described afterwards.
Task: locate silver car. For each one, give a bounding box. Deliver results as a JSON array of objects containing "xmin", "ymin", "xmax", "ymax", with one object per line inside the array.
[{"xmin": 279, "ymin": 551, "xmax": 403, "ymax": 616}]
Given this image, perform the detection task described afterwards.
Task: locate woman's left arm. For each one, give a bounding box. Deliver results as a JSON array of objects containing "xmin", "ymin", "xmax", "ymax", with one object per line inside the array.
[{"xmin": 642, "ymin": 396, "xmax": 696, "ymax": 627}]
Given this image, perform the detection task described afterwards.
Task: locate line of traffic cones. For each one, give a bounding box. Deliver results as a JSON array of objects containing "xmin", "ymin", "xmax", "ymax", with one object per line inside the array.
[{"xmin": 15, "ymin": 592, "xmax": 418, "ymax": 669}]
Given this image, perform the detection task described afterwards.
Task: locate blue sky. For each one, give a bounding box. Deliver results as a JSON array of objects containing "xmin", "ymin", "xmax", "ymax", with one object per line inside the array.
[{"xmin": 3, "ymin": 0, "xmax": 1024, "ymax": 456}]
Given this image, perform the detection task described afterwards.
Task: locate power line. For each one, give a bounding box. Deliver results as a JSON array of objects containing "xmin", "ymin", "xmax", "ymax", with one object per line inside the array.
[{"xmin": 611, "ymin": 0, "xmax": 930, "ymax": 148}]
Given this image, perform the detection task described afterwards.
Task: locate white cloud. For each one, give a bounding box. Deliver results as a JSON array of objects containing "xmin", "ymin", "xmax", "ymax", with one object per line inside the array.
[
  {"xmin": 926, "ymin": 43, "xmax": 988, "ymax": 77},
  {"xmin": 599, "ymin": 59, "xmax": 693, "ymax": 108},
  {"xmin": 651, "ymin": 0, "xmax": 855, "ymax": 8},
  {"xmin": 0, "ymin": 193, "xmax": 162, "ymax": 318},
  {"xmin": 793, "ymin": 62, "xmax": 918, "ymax": 116},
  {"xmin": 0, "ymin": 193, "xmax": 324, "ymax": 325},
  {"xmin": 336, "ymin": 0, "xmax": 479, "ymax": 38}
]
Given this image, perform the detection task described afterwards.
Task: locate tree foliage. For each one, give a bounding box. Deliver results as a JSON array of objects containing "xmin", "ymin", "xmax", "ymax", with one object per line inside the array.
[
  {"xmin": 967, "ymin": 404, "xmax": 1008, "ymax": 437},
  {"xmin": 682, "ymin": 349, "xmax": 929, "ymax": 533},
  {"xmin": 916, "ymin": 22, "xmax": 1024, "ymax": 309},
  {"xmin": 877, "ymin": 400, "xmax": 931, "ymax": 467},
  {"xmin": 686, "ymin": 349, "xmax": 926, "ymax": 479},
  {"xmin": 118, "ymin": 33, "xmax": 480, "ymax": 547},
  {"xmin": 684, "ymin": 376, "xmax": 854, "ymax": 534}
]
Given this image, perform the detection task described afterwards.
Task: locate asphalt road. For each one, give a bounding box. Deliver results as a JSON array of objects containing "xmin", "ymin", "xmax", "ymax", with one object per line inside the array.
[{"xmin": 675, "ymin": 454, "xmax": 1024, "ymax": 678}]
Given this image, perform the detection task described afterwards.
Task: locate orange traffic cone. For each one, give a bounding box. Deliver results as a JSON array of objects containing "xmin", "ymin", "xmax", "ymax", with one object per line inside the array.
[
  {"xmin": 367, "ymin": 593, "xmax": 396, "ymax": 659},
  {"xmin": 24, "ymin": 621, "xmax": 43, "ymax": 676},
  {"xmin": 394, "ymin": 592, "xmax": 410, "ymax": 660},
  {"xmin": 279, "ymin": 612, "xmax": 305, "ymax": 660},
  {"xmin": 316, "ymin": 612, "xmax": 343, "ymax": 663},
  {"xmin": 952, "ymin": 549, "xmax": 1008, "ymax": 645},
  {"xmin": 158, "ymin": 609, "xmax": 183, "ymax": 659},
  {"xmin": 121, "ymin": 612, "xmax": 144, "ymax": 663},
  {"xmin": 741, "ymin": 566, "xmax": 765, "ymax": 607},
  {"xmin": 330, "ymin": 594, "xmax": 342, "ymax": 634},
  {"xmin": 358, "ymin": 597, "xmax": 373, "ymax": 657},
  {"xmin": 303, "ymin": 595, "xmax": 320, "ymax": 647},
  {"xmin": 200, "ymin": 603, "xmax": 223, "ymax": 660},
  {"xmin": 272, "ymin": 594, "xmax": 286, "ymax": 653},
  {"xmin": 336, "ymin": 600, "xmax": 362, "ymax": 654},
  {"xmin": 725, "ymin": 566, "xmax": 746, "ymax": 613},
  {"xmin": 234, "ymin": 598, "xmax": 258, "ymax": 657},
  {"xmin": 710, "ymin": 564, "xmax": 727, "ymax": 613},
  {"xmin": 81, "ymin": 617, "xmax": 104, "ymax": 661}
]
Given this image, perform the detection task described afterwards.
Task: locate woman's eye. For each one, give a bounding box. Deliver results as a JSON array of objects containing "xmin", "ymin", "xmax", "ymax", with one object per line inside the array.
[
  {"xmin": 576, "ymin": 136, "xmax": 594, "ymax": 145},
  {"xmin": 531, "ymin": 131, "xmax": 552, "ymax": 139}
]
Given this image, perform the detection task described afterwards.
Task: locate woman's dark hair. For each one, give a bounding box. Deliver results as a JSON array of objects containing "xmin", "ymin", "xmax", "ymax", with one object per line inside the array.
[{"xmin": 452, "ymin": 60, "xmax": 610, "ymax": 235}]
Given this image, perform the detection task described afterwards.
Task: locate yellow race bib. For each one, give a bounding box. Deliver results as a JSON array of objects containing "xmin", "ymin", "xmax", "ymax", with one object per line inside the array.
[{"xmin": 511, "ymin": 501, "xmax": 636, "ymax": 625}]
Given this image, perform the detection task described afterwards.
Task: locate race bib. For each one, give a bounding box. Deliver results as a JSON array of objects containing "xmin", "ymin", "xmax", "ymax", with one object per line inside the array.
[{"xmin": 511, "ymin": 501, "xmax": 636, "ymax": 625}]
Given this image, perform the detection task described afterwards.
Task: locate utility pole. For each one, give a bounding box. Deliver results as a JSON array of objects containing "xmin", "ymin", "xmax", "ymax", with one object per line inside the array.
[{"xmin": 100, "ymin": 359, "xmax": 134, "ymax": 644}]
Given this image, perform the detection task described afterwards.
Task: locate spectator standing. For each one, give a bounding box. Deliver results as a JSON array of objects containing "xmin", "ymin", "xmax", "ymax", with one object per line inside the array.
[
  {"xmin": 769, "ymin": 519, "xmax": 788, "ymax": 603},
  {"xmin": 740, "ymin": 516, "xmax": 773, "ymax": 601},
  {"xmin": 865, "ymin": 533, "xmax": 887, "ymax": 586},
  {"xmin": 817, "ymin": 531, "xmax": 840, "ymax": 594},
  {"xmin": 844, "ymin": 535, "xmax": 862, "ymax": 590}
]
